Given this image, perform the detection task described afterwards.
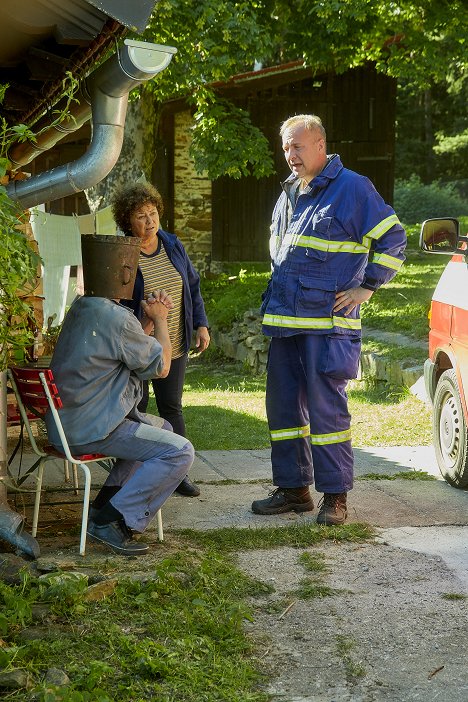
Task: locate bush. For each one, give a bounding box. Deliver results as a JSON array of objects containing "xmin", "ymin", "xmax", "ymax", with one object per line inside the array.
[
  {"xmin": 394, "ymin": 175, "xmax": 468, "ymax": 225},
  {"xmin": 201, "ymin": 268, "xmax": 269, "ymax": 331}
]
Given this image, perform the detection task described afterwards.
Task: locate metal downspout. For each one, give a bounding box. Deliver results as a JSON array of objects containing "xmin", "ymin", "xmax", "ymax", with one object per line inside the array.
[{"xmin": 6, "ymin": 40, "xmax": 176, "ymax": 209}]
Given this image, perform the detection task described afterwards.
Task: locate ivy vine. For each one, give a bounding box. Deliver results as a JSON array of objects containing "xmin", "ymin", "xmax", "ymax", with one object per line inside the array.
[{"xmin": 0, "ymin": 74, "xmax": 79, "ymax": 370}]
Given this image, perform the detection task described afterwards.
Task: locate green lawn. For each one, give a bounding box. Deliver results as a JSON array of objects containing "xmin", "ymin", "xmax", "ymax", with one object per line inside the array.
[{"xmin": 146, "ymin": 357, "xmax": 432, "ymax": 450}]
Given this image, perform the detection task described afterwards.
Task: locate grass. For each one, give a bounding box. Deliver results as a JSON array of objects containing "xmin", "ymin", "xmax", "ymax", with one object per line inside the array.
[
  {"xmin": 179, "ymin": 522, "xmax": 375, "ymax": 552},
  {"xmin": 298, "ymin": 550, "xmax": 328, "ymax": 573},
  {"xmin": 294, "ymin": 579, "xmax": 338, "ymax": 599},
  {"xmin": 360, "ymin": 251, "xmax": 445, "ymax": 340},
  {"xmin": 0, "ymin": 527, "xmax": 374, "ymax": 700},
  {"xmin": 360, "ymin": 337, "xmax": 426, "ymax": 367},
  {"xmin": 145, "ymin": 357, "xmax": 433, "ymax": 450},
  {"xmin": 441, "ymin": 593, "xmax": 467, "ymax": 601},
  {"xmin": 336, "ymin": 635, "xmax": 367, "ymax": 680},
  {"xmin": 357, "ymin": 471, "xmax": 436, "ymax": 481}
]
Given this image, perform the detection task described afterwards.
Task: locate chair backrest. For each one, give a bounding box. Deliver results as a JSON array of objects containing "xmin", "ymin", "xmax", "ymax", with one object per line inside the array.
[
  {"xmin": 8, "ymin": 367, "xmax": 66, "ymax": 458},
  {"xmin": 9, "ymin": 367, "xmax": 62, "ymax": 416}
]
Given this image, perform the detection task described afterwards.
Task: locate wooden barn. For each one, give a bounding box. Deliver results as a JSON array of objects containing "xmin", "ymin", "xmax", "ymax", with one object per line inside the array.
[{"xmin": 155, "ymin": 61, "xmax": 397, "ymax": 268}]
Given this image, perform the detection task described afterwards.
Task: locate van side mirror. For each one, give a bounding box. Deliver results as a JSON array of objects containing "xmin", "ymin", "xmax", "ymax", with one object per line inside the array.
[{"xmin": 420, "ymin": 218, "xmax": 460, "ymax": 254}]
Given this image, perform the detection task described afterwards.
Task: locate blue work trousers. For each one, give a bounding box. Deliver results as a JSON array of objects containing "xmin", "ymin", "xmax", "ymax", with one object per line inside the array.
[
  {"xmin": 266, "ymin": 335, "xmax": 357, "ymax": 493},
  {"xmin": 69, "ymin": 414, "xmax": 194, "ymax": 532}
]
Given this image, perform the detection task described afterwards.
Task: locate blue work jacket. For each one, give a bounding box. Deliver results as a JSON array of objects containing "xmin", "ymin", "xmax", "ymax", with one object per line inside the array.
[
  {"xmin": 123, "ymin": 228, "xmax": 209, "ymax": 352},
  {"xmin": 45, "ymin": 297, "xmax": 163, "ymax": 447},
  {"xmin": 262, "ymin": 155, "xmax": 407, "ymax": 338}
]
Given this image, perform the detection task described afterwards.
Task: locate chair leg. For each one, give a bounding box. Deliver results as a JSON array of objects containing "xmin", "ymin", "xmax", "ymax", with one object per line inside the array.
[
  {"xmin": 32, "ymin": 460, "xmax": 45, "ymax": 538},
  {"xmin": 63, "ymin": 460, "xmax": 70, "ymax": 482},
  {"xmin": 156, "ymin": 508, "xmax": 163, "ymax": 541},
  {"xmin": 77, "ymin": 462, "xmax": 92, "ymax": 556},
  {"xmin": 73, "ymin": 464, "xmax": 79, "ymax": 495}
]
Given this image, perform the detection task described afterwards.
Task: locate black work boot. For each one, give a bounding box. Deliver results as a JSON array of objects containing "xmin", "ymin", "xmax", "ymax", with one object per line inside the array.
[
  {"xmin": 316, "ymin": 493, "xmax": 348, "ymax": 525},
  {"xmin": 251, "ymin": 487, "xmax": 314, "ymax": 515}
]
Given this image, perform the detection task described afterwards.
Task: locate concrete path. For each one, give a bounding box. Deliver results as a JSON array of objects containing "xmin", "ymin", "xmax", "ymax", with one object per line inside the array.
[{"xmin": 8, "ymin": 443, "xmax": 468, "ymax": 589}]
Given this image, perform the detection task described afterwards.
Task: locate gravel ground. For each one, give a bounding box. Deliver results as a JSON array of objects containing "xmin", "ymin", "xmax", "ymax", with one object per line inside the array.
[{"xmin": 238, "ymin": 540, "xmax": 468, "ymax": 702}]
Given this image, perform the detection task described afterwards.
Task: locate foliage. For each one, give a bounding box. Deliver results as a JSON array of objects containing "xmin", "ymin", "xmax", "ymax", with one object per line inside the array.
[
  {"xmin": 272, "ymin": 0, "xmax": 467, "ymax": 88},
  {"xmin": 139, "ymin": 0, "xmax": 467, "ymax": 179},
  {"xmin": 0, "ymin": 551, "xmax": 271, "ymax": 701},
  {"xmin": 190, "ymin": 90, "xmax": 274, "ymax": 179},
  {"xmin": 0, "ymin": 186, "xmax": 40, "ymax": 369},
  {"xmin": 433, "ymin": 129, "xmax": 468, "ymax": 177},
  {"xmin": 201, "ymin": 268, "xmax": 270, "ymax": 331},
  {"xmin": 141, "ymin": 0, "xmax": 275, "ymax": 179},
  {"xmin": 0, "ymin": 72, "xmax": 79, "ymax": 370},
  {"xmin": 394, "ymin": 176, "xmax": 468, "ymax": 225},
  {"xmin": 395, "ymin": 71, "xmax": 468, "ymax": 183}
]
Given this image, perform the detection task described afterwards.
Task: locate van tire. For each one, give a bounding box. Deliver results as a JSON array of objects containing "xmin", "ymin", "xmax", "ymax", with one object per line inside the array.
[{"xmin": 433, "ymin": 369, "xmax": 468, "ymax": 488}]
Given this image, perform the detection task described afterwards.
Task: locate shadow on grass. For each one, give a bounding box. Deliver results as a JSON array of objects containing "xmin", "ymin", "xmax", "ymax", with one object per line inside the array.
[
  {"xmin": 146, "ymin": 399, "xmax": 269, "ymax": 450},
  {"xmin": 348, "ymin": 383, "xmax": 401, "ymax": 406}
]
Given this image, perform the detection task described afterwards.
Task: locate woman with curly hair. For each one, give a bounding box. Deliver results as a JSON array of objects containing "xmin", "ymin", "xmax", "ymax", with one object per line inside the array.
[{"xmin": 111, "ymin": 181, "xmax": 210, "ymax": 497}]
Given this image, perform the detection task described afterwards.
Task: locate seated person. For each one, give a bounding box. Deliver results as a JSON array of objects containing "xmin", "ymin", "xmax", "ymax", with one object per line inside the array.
[{"xmin": 45, "ymin": 238, "xmax": 194, "ymax": 556}]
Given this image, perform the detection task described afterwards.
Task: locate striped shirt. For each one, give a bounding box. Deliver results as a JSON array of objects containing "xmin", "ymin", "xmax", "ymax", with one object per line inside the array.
[{"xmin": 139, "ymin": 239, "xmax": 185, "ymax": 359}]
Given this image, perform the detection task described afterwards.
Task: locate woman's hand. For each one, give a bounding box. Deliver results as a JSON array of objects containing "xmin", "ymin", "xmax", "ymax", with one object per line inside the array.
[
  {"xmin": 195, "ymin": 326, "xmax": 210, "ymax": 353},
  {"xmin": 146, "ymin": 289, "xmax": 174, "ymax": 310}
]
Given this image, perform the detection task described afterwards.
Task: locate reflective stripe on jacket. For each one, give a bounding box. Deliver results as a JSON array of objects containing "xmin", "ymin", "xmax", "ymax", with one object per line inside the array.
[{"xmin": 262, "ymin": 155, "xmax": 407, "ymax": 338}]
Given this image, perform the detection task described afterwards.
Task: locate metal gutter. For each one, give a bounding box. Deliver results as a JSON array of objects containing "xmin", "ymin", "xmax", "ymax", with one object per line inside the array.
[{"xmin": 6, "ymin": 39, "xmax": 176, "ymax": 208}]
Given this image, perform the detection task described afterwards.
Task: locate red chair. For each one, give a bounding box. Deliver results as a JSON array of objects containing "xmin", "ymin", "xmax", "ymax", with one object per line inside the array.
[{"xmin": 8, "ymin": 367, "xmax": 163, "ymax": 555}]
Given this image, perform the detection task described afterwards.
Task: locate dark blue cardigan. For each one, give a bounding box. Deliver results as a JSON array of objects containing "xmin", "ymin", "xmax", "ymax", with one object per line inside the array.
[{"xmin": 122, "ymin": 228, "xmax": 209, "ymax": 353}]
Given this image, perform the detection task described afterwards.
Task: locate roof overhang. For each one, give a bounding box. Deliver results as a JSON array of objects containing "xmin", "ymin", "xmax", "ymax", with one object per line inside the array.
[{"xmin": 0, "ymin": 0, "xmax": 159, "ymax": 129}]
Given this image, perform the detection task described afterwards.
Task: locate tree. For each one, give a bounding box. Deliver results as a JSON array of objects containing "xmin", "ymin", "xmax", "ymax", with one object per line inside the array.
[{"xmin": 136, "ymin": 0, "xmax": 467, "ymax": 180}]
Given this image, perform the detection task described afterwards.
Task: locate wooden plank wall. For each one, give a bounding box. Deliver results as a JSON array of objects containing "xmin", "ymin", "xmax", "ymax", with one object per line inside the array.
[{"xmin": 212, "ymin": 66, "xmax": 396, "ymax": 262}]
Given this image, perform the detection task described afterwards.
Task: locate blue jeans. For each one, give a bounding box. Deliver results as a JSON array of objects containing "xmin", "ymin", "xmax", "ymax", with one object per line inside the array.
[{"xmin": 69, "ymin": 414, "xmax": 194, "ymax": 532}]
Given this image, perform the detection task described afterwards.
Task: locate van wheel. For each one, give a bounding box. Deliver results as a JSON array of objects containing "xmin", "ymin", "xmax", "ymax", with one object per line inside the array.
[{"xmin": 433, "ymin": 369, "xmax": 468, "ymax": 488}]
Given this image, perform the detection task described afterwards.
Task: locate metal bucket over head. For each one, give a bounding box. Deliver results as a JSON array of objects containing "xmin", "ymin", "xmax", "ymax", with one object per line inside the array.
[{"xmin": 81, "ymin": 235, "xmax": 140, "ymax": 299}]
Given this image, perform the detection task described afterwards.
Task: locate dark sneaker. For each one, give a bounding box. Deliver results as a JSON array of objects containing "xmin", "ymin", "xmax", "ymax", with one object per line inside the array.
[
  {"xmin": 251, "ymin": 487, "xmax": 314, "ymax": 515},
  {"xmin": 87, "ymin": 519, "xmax": 149, "ymax": 556},
  {"xmin": 174, "ymin": 475, "xmax": 201, "ymax": 497},
  {"xmin": 316, "ymin": 493, "xmax": 348, "ymax": 525}
]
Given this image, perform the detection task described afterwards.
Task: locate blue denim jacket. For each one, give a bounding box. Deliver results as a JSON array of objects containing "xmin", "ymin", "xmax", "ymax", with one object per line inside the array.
[{"xmin": 45, "ymin": 296, "xmax": 164, "ymax": 447}]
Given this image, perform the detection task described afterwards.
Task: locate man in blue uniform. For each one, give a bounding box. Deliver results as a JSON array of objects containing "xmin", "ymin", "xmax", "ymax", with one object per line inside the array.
[{"xmin": 251, "ymin": 114, "xmax": 407, "ymax": 524}]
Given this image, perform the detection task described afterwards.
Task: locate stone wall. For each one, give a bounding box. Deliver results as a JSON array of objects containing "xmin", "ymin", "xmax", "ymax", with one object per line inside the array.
[
  {"xmin": 210, "ymin": 308, "xmax": 423, "ymax": 387},
  {"xmin": 209, "ymin": 308, "xmax": 269, "ymax": 373},
  {"xmin": 173, "ymin": 111, "xmax": 212, "ymax": 273}
]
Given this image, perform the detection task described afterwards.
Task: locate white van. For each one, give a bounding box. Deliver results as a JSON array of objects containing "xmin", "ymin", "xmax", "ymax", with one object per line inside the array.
[{"xmin": 420, "ymin": 217, "xmax": 468, "ymax": 488}]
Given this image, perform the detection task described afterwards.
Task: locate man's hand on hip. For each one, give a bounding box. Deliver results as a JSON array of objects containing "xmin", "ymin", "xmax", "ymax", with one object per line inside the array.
[{"xmin": 333, "ymin": 286, "xmax": 374, "ymax": 316}]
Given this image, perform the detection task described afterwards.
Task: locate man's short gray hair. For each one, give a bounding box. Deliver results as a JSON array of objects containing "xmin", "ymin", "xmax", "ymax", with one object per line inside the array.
[{"xmin": 280, "ymin": 114, "xmax": 326, "ymax": 141}]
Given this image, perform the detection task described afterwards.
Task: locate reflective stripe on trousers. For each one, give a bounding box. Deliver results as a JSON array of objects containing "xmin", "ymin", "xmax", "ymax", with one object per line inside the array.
[{"xmin": 266, "ymin": 335, "xmax": 354, "ymax": 493}]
